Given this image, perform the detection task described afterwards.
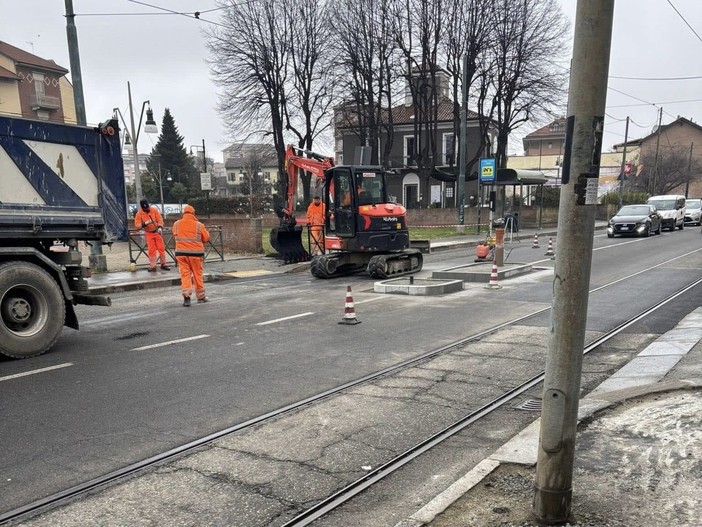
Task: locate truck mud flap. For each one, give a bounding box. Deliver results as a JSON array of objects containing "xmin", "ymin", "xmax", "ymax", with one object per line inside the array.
[{"xmin": 270, "ymin": 227, "xmax": 309, "ymax": 264}]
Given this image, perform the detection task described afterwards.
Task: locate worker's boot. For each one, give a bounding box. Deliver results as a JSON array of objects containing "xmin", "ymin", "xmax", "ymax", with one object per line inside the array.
[{"xmin": 183, "ymin": 296, "xmax": 191, "ymax": 307}]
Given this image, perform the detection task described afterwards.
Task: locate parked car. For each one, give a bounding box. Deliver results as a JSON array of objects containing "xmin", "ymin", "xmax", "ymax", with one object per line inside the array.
[
  {"xmin": 683, "ymin": 198, "xmax": 701, "ymax": 226},
  {"xmin": 646, "ymin": 195, "xmax": 685, "ymax": 230},
  {"xmin": 607, "ymin": 204, "xmax": 662, "ymax": 238}
]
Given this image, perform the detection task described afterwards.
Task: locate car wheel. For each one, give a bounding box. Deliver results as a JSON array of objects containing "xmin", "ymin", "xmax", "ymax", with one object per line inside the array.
[
  {"xmin": 607, "ymin": 233, "xmax": 614, "ymax": 238},
  {"xmin": 642, "ymin": 224, "xmax": 651, "ymax": 237}
]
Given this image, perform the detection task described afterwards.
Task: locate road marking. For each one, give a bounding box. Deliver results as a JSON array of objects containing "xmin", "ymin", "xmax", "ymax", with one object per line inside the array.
[
  {"xmin": 0, "ymin": 363, "xmax": 73, "ymax": 383},
  {"xmin": 226, "ymin": 270, "xmax": 274, "ymax": 277},
  {"xmin": 355, "ymin": 295, "xmax": 386, "ymax": 305},
  {"xmin": 130, "ymin": 334, "xmax": 210, "ymax": 351},
  {"xmin": 256, "ymin": 312, "xmax": 314, "ymax": 326}
]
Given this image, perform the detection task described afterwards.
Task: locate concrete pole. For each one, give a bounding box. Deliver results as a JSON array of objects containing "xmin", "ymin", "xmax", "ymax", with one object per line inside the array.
[
  {"xmin": 685, "ymin": 143, "xmax": 695, "ymax": 198},
  {"xmin": 65, "ymin": 0, "xmax": 106, "ymax": 269},
  {"xmin": 457, "ymin": 55, "xmax": 468, "ymax": 231},
  {"xmin": 533, "ymin": 1, "xmax": 614, "ymax": 523},
  {"xmin": 651, "ymin": 107, "xmax": 663, "ymax": 194},
  {"xmin": 64, "ymin": 0, "xmax": 86, "ymax": 126},
  {"xmin": 618, "ymin": 117, "xmax": 629, "ymax": 209}
]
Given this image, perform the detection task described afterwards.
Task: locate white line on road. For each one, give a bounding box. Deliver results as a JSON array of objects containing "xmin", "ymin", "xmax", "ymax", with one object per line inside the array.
[
  {"xmin": 130, "ymin": 334, "xmax": 210, "ymax": 351},
  {"xmin": 256, "ymin": 312, "xmax": 314, "ymax": 326},
  {"xmin": 0, "ymin": 363, "xmax": 73, "ymax": 383}
]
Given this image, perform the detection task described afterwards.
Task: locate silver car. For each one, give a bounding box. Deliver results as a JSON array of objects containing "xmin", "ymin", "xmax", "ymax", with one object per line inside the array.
[{"xmin": 684, "ymin": 198, "xmax": 701, "ymax": 226}]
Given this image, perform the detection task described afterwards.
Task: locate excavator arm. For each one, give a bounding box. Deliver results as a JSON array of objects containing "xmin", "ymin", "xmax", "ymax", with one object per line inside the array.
[
  {"xmin": 270, "ymin": 145, "xmax": 334, "ymax": 263},
  {"xmin": 281, "ymin": 145, "xmax": 334, "ymax": 220}
]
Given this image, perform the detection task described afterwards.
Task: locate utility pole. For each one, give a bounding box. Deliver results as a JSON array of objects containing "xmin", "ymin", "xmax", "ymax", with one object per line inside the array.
[
  {"xmin": 64, "ymin": 0, "xmax": 86, "ymax": 126},
  {"xmin": 65, "ymin": 0, "xmax": 107, "ymax": 270},
  {"xmin": 685, "ymin": 143, "xmax": 693, "ymax": 197},
  {"xmin": 457, "ymin": 55, "xmax": 468, "ymax": 232},
  {"xmin": 651, "ymin": 107, "xmax": 663, "ymax": 194},
  {"xmin": 618, "ymin": 116, "xmax": 629, "ymax": 209},
  {"xmin": 533, "ymin": 1, "xmax": 614, "ymax": 524}
]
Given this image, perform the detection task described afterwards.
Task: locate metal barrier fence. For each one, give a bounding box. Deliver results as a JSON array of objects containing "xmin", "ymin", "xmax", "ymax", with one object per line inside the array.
[{"xmin": 128, "ymin": 226, "xmax": 225, "ymax": 266}]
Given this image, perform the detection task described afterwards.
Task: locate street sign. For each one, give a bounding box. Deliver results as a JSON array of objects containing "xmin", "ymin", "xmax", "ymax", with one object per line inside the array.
[
  {"xmin": 200, "ymin": 172, "xmax": 212, "ymax": 191},
  {"xmin": 480, "ymin": 158, "xmax": 496, "ymax": 183}
]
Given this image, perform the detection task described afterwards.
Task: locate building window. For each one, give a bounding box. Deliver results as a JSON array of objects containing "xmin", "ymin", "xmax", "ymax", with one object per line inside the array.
[
  {"xmin": 442, "ymin": 133, "xmax": 454, "ymax": 165},
  {"xmin": 404, "ymin": 136, "xmax": 415, "ymax": 166}
]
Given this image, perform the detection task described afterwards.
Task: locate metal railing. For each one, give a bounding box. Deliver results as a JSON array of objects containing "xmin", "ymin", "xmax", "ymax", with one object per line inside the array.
[{"xmin": 127, "ymin": 226, "xmax": 224, "ymax": 266}]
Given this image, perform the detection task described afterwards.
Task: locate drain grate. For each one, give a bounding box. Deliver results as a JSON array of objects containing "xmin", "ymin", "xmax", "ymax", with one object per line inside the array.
[{"xmin": 514, "ymin": 398, "xmax": 542, "ymax": 412}]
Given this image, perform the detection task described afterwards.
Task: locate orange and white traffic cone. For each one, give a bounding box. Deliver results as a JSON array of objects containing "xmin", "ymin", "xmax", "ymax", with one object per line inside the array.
[
  {"xmin": 531, "ymin": 233, "xmax": 540, "ymax": 248},
  {"xmin": 544, "ymin": 237, "xmax": 555, "ymax": 257},
  {"xmin": 485, "ymin": 262, "xmax": 502, "ymax": 289},
  {"xmin": 339, "ymin": 285, "xmax": 362, "ymax": 325}
]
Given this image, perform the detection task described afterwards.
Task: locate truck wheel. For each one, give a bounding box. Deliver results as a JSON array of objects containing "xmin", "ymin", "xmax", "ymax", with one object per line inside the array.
[{"xmin": 0, "ymin": 262, "xmax": 65, "ymax": 359}]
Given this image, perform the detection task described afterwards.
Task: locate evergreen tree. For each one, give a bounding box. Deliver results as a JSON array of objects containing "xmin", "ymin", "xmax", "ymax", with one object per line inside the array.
[{"xmin": 145, "ymin": 108, "xmax": 198, "ymax": 202}]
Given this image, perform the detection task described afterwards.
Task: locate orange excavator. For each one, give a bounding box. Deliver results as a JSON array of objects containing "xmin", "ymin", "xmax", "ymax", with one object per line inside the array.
[{"xmin": 270, "ymin": 145, "xmax": 423, "ymax": 279}]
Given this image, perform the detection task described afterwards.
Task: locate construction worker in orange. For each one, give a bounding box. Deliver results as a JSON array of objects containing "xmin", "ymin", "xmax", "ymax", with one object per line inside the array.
[
  {"xmin": 306, "ymin": 194, "xmax": 326, "ymax": 255},
  {"xmin": 172, "ymin": 205, "xmax": 210, "ymax": 307},
  {"xmin": 134, "ymin": 198, "xmax": 170, "ymax": 272}
]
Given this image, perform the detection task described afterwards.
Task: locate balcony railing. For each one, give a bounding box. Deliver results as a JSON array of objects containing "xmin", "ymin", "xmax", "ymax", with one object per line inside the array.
[{"xmin": 29, "ymin": 94, "xmax": 61, "ymax": 111}]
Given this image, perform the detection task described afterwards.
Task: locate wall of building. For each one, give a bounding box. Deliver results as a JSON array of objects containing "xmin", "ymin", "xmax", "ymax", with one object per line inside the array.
[
  {"xmin": 162, "ymin": 216, "xmax": 263, "ymax": 254},
  {"xmin": 0, "ymin": 78, "xmax": 21, "ymax": 116},
  {"xmin": 59, "ymin": 77, "xmax": 77, "ymax": 124}
]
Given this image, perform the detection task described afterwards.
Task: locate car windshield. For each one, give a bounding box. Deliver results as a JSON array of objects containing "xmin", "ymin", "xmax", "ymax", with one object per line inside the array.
[
  {"xmin": 650, "ymin": 199, "xmax": 674, "ymax": 210},
  {"xmin": 686, "ymin": 199, "xmax": 701, "ymax": 210},
  {"xmin": 618, "ymin": 205, "xmax": 649, "ymax": 216}
]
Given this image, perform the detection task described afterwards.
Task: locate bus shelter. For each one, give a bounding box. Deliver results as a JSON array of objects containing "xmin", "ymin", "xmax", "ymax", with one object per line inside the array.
[{"xmin": 493, "ymin": 168, "xmax": 547, "ymax": 231}]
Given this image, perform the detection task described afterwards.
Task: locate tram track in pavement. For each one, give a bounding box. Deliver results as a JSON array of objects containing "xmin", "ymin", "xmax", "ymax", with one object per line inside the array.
[{"xmin": 2, "ymin": 268, "xmax": 701, "ymax": 525}]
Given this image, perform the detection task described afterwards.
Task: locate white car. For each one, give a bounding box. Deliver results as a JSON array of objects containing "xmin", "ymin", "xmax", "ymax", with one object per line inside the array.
[{"xmin": 684, "ymin": 198, "xmax": 701, "ymax": 226}]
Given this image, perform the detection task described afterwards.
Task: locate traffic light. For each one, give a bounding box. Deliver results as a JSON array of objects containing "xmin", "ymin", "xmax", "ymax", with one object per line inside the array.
[{"xmin": 489, "ymin": 190, "xmax": 496, "ymax": 211}]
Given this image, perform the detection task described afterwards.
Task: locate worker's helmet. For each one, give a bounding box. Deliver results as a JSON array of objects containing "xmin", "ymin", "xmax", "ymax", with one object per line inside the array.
[
  {"xmin": 183, "ymin": 204, "xmax": 195, "ymax": 215},
  {"xmin": 140, "ymin": 198, "xmax": 149, "ymax": 210}
]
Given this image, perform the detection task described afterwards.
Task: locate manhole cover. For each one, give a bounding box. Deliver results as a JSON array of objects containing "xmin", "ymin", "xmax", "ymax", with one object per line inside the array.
[{"xmin": 514, "ymin": 398, "xmax": 542, "ymax": 411}]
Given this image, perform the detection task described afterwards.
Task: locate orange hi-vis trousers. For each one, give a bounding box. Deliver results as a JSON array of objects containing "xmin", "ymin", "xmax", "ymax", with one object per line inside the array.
[
  {"xmin": 176, "ymin": 255, "xmax": 205, "ymax": 300},
  {"xmin": 145, "ymin": 231, "xmax": 167, "ymax": 269}
]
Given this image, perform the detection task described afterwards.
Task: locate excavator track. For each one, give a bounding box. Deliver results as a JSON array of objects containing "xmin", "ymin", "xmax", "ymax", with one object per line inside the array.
[
  {"xmin": 367, "ymin": 250, "xmax": 423, "ymax": 279},
  {"xmin": 310, "ymin": 254, "xmax": 365, "ymax": 279},
  {"xmin": 310, "ymin": 250, "xmax": 423, "ymax": 279}
]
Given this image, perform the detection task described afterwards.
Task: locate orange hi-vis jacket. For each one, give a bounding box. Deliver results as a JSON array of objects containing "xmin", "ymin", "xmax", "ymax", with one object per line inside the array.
[
  {"xmin": 306, "ymin": 201, "xmax": 326, "ymax": 227},
  {"xmin": 134, "ymin": 206, "xmax": 164, "ymax": 233},
  {"xmin": 172, "ymin": 208, "xmax": 210, "ymax": 256}
]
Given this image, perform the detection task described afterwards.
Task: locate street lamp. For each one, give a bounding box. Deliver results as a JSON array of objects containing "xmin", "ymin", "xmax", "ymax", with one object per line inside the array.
[
  {"xmin": 156, "ymin": 169, "xmax": 173, "ymax": 216},
  {"xmin": 112, "ymin": 81, "xmax": 157, "ymax": 203},
  {"xmin": 149, "ymin": 154, "xmax": 172, "ymax": 215}
]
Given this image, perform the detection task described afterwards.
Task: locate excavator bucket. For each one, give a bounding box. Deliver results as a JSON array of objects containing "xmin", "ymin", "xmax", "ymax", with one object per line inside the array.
[{"xmin": 270, "ymin": 226, "xmax": 309, "ymax": 264}]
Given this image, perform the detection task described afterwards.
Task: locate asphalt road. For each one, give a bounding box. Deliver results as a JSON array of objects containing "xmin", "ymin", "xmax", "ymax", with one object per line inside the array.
[{"xmin": 1, "ymin": 227, "xmax": 700, "ymax": 519}]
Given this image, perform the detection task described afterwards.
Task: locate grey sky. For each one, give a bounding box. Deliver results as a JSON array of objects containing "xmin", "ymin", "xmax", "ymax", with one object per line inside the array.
[{"xmin": 2, "ymin": 0, "xmax": 700, "ymax": 163}]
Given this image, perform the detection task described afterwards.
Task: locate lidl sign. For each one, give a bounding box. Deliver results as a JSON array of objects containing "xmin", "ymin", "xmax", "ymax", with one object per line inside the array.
[{"xmin": 480, "ymin": 158, "xmax": 496, "ymax": 183}]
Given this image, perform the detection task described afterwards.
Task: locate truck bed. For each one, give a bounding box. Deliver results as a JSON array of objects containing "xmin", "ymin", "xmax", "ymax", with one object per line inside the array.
[{"xmin": 0, "ymin": 115, "xmax": 128, "ymax": 242}]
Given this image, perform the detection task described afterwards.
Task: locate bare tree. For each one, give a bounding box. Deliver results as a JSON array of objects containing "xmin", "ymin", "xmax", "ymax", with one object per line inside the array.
[
  {"xmin": 487, "ymin": 0, "xmax": 569, "ymax": 168},
  {"xmin": 329, "ymin": 0, "xmax": 397, "ymax": 165},
  {"xmin": 206, "ymin": 0, "xmax": 291, "ymax": 180},
  {"xmin": 392, "ymin": 0, "xmax": 449, "ymax": 181},
  {"xmin": 636, "ymin": 146, "xmax": 702, "ymax": 195},
  {"xmin": 284, "ymin": 0, "xmax": 336, "ymax": 204},
  {"xmin": 443, "ymin": 0, "xmax": 494, "ymax": 171}
]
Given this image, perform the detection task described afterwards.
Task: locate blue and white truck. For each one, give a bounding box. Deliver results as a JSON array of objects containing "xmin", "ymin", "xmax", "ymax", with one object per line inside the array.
[{"xmin": 0, "ymin": 115, "xmax": 127, "ymax": 358}]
